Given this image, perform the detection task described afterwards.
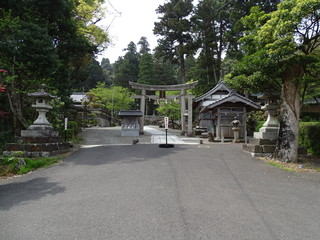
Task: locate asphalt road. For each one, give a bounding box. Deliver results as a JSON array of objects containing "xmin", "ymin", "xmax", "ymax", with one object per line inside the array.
[{"xmin": 1, "ymin": 143, "xmax": 320, "ymax": 240}]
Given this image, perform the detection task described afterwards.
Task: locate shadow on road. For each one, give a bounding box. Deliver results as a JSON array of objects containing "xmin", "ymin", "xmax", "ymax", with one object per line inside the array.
[
  {"xmin": 0, "ymin": 177, "xmax": 65, "ymax": 210},
  {"xmin": 66, "ymin": 144, "xmax": 185, "ymax": 165}
]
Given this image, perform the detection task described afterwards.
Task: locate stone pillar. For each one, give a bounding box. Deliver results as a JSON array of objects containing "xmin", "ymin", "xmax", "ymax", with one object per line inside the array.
[
  {"xmin": 180, "ymin": 89, "xmax": 186, "ymax": 134},
  {"xmin": 139, "ymin": 88, "xmax": 146, "ymax": 134},
  {"xmin": 187, "ymin": 94, "xmax": 193, "ymax": 136},
  {"xmin": 232, "ymin": 127, "xmax": 240, "ymax": 143}
]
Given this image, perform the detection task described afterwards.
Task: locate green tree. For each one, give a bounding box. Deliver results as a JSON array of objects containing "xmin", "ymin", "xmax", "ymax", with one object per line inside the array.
[
  {"xmin": 157, "ymin": 102, "xmax": 181, "ymax": 128},
  {"xmin": 0, "ymin": 0, "xmax": 109, "ymax": 135},
  {"xmin": 75, "ymin": 58, "xmax": 106, "ymax": 91},
  {"xmin": 137, "ymin": 36, "xmax": 151, "ymax": 54},
  {"xmin": 100, "ymin": 58, "xmax": 114, "ymax": 86},
  {"xmin": 138, "ymin": 53, "xmax": 154, "ymax": 85},
  {"xmin": 87, "ymin": 82, "xmax": 134, "ymax": 119},
  {"xmin": 190, "ymin": 0, "xmax": 280, "ymax": 94},
  {"xmin": 153, "ymin": 60, "xmax": 178, "ymax": 85},
  {"xmin": 154, "ymin": 0, "xmax": 194, "ymax": 83},
  {"xmin": 114, "ymin": 42, "xmax": 140, "ymax": 88},
  {"xmin": 227, "ymin": 1, "xmax": 320, "ymax": 162},
  {"xmin": 76, "ymin": 0, "xmax": 109, "ymax": 51}
]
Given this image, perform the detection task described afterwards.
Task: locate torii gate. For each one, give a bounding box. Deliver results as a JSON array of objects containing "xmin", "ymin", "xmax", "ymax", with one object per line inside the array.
[{"xmin": 129, "ymin": 81, "xmax": 198, "ymax": 136}]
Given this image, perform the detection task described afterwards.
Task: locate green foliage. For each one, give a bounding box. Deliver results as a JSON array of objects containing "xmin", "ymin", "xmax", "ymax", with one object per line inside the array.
[
  {"xmin": 138, "ymin": 53, "xmax": 154, "ymax": 84},
  {"xmin": 154, "ymin": 0, "xmax": 194, "ymax": 83},
  {"xmin": 137, "ymin": 37, "xmax": 151, "ymax": 54},
  {"xmin": 0, "ymin": 0, "xmax": 109, "ymax": 137},
  {"xmin": 75, "ymin": 58, "xmax": 106, "ymax": 91},
  {"xmin": 299, "ymin": 122, "xmax": 320, "ymax": 157},
  {"xmin": 255, "ymin": 121, "xmax": 265, "ymax": 132},
  {"xmin": 0, "ymin": 151, "xmax": 61, "ymax": 176},
  {"xmin": 157, "ymin": 102, "xmax": 181, "ymax": 122},
  {"xmin": 100, "ymin": 58, "xmax": 114, "ymax": 86},
  {"xmin": 64, "ymin": 121, "xmax": 80, "ymax": 140},
  {"xmin": 88, "ymin": 82, "xmax": 134, "ymax": 116},
  {"xmin": 114, "ymin": 42, "xmax": 140, "ymax": 88}
]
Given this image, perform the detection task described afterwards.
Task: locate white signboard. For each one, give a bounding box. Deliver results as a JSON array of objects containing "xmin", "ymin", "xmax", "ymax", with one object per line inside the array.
[
  {"xmin": 64, "ymin": 118, "xmax": 68, "ymax": 130},
  {"xmin": 164, "ymin": 117, "xmax": 169, "ymax": 129}
]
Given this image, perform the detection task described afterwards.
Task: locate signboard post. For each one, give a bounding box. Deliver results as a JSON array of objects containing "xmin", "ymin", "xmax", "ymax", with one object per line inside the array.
[
  {"xmin": 64, "ymin": 118, "xmax": 68, "ymax": 142},
  {"xmin": 164, "ymin": 117, "xmax": 169, "ymax": 144},
  {"xmin": 159, "ymin": 116, "xmax": 174, "ymax": 148}
]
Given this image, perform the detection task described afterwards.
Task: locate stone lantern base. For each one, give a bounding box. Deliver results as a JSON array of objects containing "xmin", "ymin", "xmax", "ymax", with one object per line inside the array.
[{"xmin": 4, "ymin": 84, "xmax": 70, "ymax": 157}]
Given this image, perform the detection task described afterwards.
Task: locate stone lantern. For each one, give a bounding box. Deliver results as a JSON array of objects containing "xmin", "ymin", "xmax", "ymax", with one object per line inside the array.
[
  {"xmin": 254, "ymin": 93, "xmax": 280, "ymax": 139},
  {"xmin": 28, "ymin": 84, "xmax": 55, "ymax": 130},
  {"xmin": 231, "ymin": 117, "xmax": 241, "ymax": 143},
  {"xmin": 5, "ymin": 84, "xmax": 70, "ymax": 157},
  {"xmin": 243, "ymin": 93, "xmax": 280, "ymax": 157}
]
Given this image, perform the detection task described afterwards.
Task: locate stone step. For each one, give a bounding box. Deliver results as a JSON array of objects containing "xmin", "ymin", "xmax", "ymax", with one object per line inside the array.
[
  {"xmin": 248, "ymin": 138, "xmax": 277, "ymax": 145},
  {"xmin": 243, "ymin": 144, "xmax": 276, "ymax": 154}
]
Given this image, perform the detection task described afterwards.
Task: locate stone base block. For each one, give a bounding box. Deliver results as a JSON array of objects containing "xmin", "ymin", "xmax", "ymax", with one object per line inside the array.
[
  {"xmin": 253, "ymin": 127, "xmax": 279, "ymax": 139},
  {"xmin": 254, "ymin": 131, "xmax": 278, "ymax": 139},
  {"xmin": 19, "ymin": 136, "xmax": 62, "ymax": 143},
  {"xmin": 21, "ymin": 129, "xmax": 59, "ymax": 138},
  {"xmin": 249, "ymin": 138, "xmax": 277, "ymax": 145},
  {"xmin": 243, "ymin": 144, "xmax": 263, "ymax": 153},
  {"xmin": 5, "ymin": 142, "xmax": 70, "ymax": 152}
]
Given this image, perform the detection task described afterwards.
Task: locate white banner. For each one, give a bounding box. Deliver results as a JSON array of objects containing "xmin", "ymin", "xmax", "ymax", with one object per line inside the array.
[
  {"xmin": 64, "ymin": 118, "xmax": 68, "ymax": 130},
  {"xmin": 164, "ymin": 117, "xmax": 169, "ymax": 129}
]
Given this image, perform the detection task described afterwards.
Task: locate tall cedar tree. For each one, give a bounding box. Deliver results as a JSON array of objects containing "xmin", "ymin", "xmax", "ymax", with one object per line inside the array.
[
  {"xmin": 114, "ymin": 42, "xmax": 140, "ymax": 88},
  {"xmin": 154, "ymin": 0, "xmax": 194, "ymax": 84},
  {"xmin": 190, "ymin": 0, "xmax": 280, "ymax": 95}
]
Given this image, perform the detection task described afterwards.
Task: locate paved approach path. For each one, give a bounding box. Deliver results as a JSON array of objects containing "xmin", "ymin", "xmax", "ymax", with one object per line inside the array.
[
  {"xmin": 144, "ymin": 126, "xmax": 186, "ymax": 144},
  {"xmin": 1, "ymin": 130, "xmax": 320, "ymax": 239},
  {"xmin": 79, "ymin": 126, "xmax": 199, "ymax": 146}
]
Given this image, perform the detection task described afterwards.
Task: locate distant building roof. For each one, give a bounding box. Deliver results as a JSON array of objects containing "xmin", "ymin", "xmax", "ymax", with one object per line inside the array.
[
  {"xmin": 70, "ymin": 92, "xmax": 87, "ymax": 103},
  {"xmin": 195, "ymin": 82, "xmax": 232, "ymax": 102},
  {"xmin": 200, "ymin": 91, "xmax": 261, "ymax": 113}
]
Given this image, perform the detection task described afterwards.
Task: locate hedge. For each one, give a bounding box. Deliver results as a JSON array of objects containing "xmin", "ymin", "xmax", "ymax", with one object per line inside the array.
[{"xmin": 299, "ymin": 122, "xmax": 320, "ymax": 157}]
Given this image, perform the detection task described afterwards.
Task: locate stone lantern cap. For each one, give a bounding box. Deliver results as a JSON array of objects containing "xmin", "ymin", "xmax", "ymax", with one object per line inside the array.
[{"xmin": 28, "ymin": 84, "xmax": 56, "ymax": 99}]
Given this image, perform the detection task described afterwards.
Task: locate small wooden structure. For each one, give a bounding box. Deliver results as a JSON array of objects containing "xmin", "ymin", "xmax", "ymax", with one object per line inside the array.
[
  {"xmin": 194, "ymin": 83, "xmax": 260, "ymax": 140},
  {"xmin": 118, "ymin": 110, "xmax": 143, "ymax": 137}
]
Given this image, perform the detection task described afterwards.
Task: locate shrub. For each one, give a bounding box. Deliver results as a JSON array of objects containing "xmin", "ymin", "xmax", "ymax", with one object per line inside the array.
[
  {"xmin": 255, "ymin": 121, "xmax": 265, "ymax": 132},
  {"xmin": 299, "ymin": 122, "xmax": 320, "ymax": 157}
]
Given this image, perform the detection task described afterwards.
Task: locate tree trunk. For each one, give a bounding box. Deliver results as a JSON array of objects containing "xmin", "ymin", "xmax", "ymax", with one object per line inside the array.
[
  {"xmin": 7, "ymin": 79, "xmax": 29, "ymax": 135},
  {"xmin": 179, "ymin": 52, "xmax": 186, "ymax": 84},
  {"xmin": 274, "ymin": 65, "xmax": 303, "ymax": 163}
]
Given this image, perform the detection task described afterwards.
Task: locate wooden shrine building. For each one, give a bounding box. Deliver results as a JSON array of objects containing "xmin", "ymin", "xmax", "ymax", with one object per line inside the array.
[{"xmin": 194, "ymin": 83, "xmax": 260, "ymax": 140}]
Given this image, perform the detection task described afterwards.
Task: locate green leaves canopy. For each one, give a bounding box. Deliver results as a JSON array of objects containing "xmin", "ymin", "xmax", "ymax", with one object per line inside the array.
[{"xmin": 88, "ymin": 83, "xmax": 134, "ymax": 113}]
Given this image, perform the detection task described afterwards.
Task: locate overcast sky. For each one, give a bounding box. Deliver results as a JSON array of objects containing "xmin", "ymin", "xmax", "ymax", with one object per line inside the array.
[{"xmin": 96, "ymin": 0, "xmax": 165, "ymax": 63}]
